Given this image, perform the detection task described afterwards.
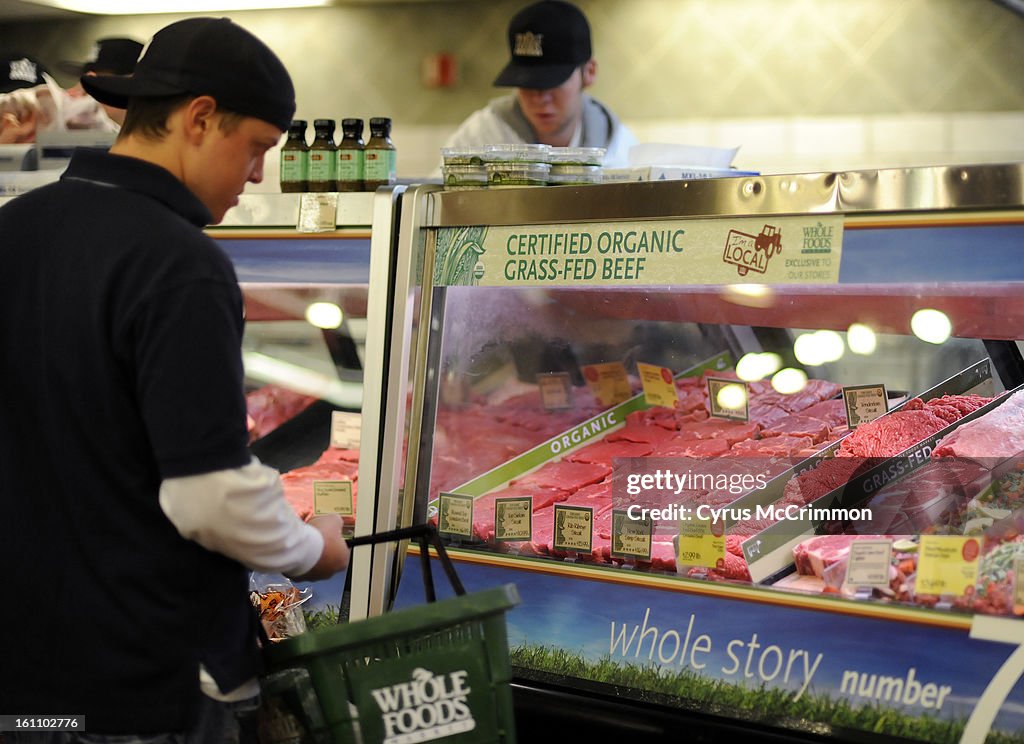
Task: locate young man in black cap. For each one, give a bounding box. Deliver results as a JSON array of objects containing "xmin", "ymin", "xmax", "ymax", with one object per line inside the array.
[
  {"xmin": 444, "ymin": 0, "xmax": 636, "ymax": 166},
  {"xmin": 0, "ymin": 17, "xmax": 348, "ymax": 742},
  {"xmin": 62, "ymin": 37, "xmax": 145, "ymax": 126}
]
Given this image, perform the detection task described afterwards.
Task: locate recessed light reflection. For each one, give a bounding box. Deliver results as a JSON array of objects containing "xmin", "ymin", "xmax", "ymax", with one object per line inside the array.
[
  {"xmin": 736, "ymin": 352, "xmax": 783, "ymax": 381},
  {"xmin": 793, "ymin": 330, "xmax": 845, "ymax": 366},
  {"xmin": 911, "ymin": 308, "xmax": 952, "ymax": 344},
  {"xmin": 305, "ymin": 301, "xmax": 343, "ymax": 329},
  {"xmin": 847, "ymin": 323, "xmax": 877, "ymax": 355},
  {"xmin": 772, "ymin": 367, "xmax": 808, "ymax": 394},
  {"xmin": 722, "ymin": 283, "xmax": 774, "ymax": 308},
  {"xmin": 716, "ymin": 383, "xmax": 748, "ymax": 411}
]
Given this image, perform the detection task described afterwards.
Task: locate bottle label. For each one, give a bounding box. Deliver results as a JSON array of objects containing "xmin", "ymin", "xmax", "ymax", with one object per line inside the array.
[
  {"xmin": 309, "ymin": 150, "xmax": 337, "ymax": 185},
  {"xmin": 337, "ymin": 149, "xmax": 365, "ymax": 183},
  {"xmin": 280, "ymin": 150, "xmax": 308, "ymax": 184},
  {"xmin": 365, "ymin": 148, "xmax": 396, "ymax": 183}
]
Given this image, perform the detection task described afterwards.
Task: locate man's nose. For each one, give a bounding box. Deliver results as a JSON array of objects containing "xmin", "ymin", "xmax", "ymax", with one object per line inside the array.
[{"xmin": 249, "ymin": 155, "xmax": 264, "ymax": 184}]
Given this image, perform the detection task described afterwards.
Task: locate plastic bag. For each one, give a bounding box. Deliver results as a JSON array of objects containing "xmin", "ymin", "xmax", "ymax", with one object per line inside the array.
[{"xmin": 250, "ymin": 573, "xmax": 312, "ymax": 642}]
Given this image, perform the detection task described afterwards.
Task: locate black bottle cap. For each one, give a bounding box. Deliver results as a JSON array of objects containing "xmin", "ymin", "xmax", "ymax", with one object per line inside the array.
[
  {"xmin": 313, "ymin": 118, "xmax": 336, "ymax": 131},
  {"xmin": 369, "ymin": 116, "xmax": 391, "ymax": 134},
  {"xmin": 341, "ymin": 118, "xmax": 364, "ymax": 135}
]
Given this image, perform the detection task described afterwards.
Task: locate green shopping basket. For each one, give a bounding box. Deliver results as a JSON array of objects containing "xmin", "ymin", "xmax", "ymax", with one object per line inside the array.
[{"xmin": 259, "ymin": 524, "xmax": 520, "ymax": 744}]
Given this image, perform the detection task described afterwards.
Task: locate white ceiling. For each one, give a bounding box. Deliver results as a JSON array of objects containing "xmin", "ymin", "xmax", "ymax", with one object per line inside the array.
[{"xmin": 0, "ymin": 0, "xmax": 78, "ymax": 20}]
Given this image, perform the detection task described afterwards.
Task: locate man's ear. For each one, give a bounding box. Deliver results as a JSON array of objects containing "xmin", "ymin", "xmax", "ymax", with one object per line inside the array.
[
  {"xmin": 180, "ymin": 95, "xmax": 218, "ymax": 144},
  {"xmin": 581, "ymin": 59, "xmax": 597, "ymax": 88}
]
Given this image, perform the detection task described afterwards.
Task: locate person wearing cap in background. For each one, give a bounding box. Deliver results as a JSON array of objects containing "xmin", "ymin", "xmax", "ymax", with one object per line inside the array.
[
  {"xmin": 444, "ymin": 0, "xmax": 637, "ymax": 166},
  {"xmin": 61, "ymin": 37, "xmax": 144, "ymax": 126},
  {"xmin": 0, "ymin": 53, "xmax": 54, "ymax": 142},
  {"xmin": 0, "ymin": 16, "xmax": 349, "ymax": 743},
  {"xmin": 0, "ymin": 40, "xmax": 140, "ymax": 143}
]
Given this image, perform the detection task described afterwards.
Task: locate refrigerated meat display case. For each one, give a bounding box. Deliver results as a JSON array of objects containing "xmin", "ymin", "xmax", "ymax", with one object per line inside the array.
[
  {"xmin": 370, "ymin": 166, "xmax": 1024, "ymax": 743},
  {"xmin": 210, "ymin": 189, "xmax": 408, "ymax": 625}
]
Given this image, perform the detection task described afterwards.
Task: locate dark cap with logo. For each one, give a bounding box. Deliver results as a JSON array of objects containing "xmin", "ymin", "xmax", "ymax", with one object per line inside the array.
[
  {"xmin": 1, "ymin": 54, "xmax": 49, "ymax": 93},
  {"xmin": 60, "ymin": 38, "xmax": 144, "ymax": 77},
  {"xmin": 493, "ymin": 0, "xmax": 592, "ymax": 90},
  {"xmin": 82, "ymin": 17, "xmax": 295, "ymax": 132}
]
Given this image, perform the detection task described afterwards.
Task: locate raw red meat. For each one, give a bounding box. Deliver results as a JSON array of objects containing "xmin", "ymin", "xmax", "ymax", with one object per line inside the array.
[
  {"xmin": 510, "ymin": 460, "xmax": 611, "ymax": 494},
  {"xmin": 779, "ymin": 457, "xmax": 868, "ymax": 507},
  {"xmin": 793, "ymin": 534, "xmax": 889, "ymax": 578},
  {"xmin": 281, "ymin": 452, "xmax": 360, "ymax": 522},
  {"xmin": 606, "ymin": 423, "xmax": 677, "ymax": 445},
  {"xmin": 761, "ymin": 414, "xmax": 831, "ymax": 444},
  {"xmin": 246, "ymin": 384, "xmax": 318, "ymax": 441},
  {"xmin": 731, "ymin": 435, "xmax": 813, "ymax": 457},
  {"xmin": 933, "ymin": 390, "xmax": 1024, "ymax": 462},
  {"xmin": 836, "ymin": 399, "xmax": 949, "ymax": 458},
  {"xmin": 800, "ymin": 399, "xmax": 848, "ymax": 428},
  {"xmin": 676, "ymin": 419, "xmax": 761, "ymax": 446},
  {"xmin": 649, "ymin": 437, "xmax": 730, "ymax": 458},
  {"xmin": 567, "ymin": 440, "xmax": 654, "ymax": 467}
]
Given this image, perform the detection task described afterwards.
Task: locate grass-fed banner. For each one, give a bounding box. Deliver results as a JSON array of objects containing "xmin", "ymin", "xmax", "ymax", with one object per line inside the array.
[{"xmin": 432, "ymin": 217, "xmax": 843, "ymax": 288}]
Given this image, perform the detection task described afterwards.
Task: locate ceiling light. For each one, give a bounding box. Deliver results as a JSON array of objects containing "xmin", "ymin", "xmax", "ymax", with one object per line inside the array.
[{"xmin": 24, "ymin": 0, "xmax": 330, "ymax": 14}]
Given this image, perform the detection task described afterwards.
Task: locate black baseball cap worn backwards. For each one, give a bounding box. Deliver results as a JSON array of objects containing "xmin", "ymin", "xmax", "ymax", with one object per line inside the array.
[
  {"xmin": 493, "ymin": 0, "xmax": 592, "ymax": 90},
  {"xmin": 82, "ymin": 17, "xmax": 295, "ymax": 132}
]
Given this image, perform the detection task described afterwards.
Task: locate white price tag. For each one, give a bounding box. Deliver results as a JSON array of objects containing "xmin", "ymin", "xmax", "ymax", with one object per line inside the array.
[{"xmin": 330, "ymin": 411, "xmax": 361, "ymax": 450}]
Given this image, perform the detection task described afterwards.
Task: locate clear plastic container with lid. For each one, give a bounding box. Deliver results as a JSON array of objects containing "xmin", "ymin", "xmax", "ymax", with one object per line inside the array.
[
  {"xmin": 548, "ymin": 146, "xmax": 606, "ymax": 166},
  {"xmin": 486, "ymin": 161, "xmax": 551, "ymax": 188},
  {"xmin": 441, "ymin": 147, "xmax": 488, "ymax": 166},
  {"xmin": 482, "ymin": 143, "xmax": 552, "ymax": 163},
  {"xmin": 441, "ymin": 147, "xmax": 488, "ymax": 189},
  {"xmin": 547, "ymin": 146, "xmax": 605, "ymax": 185}
]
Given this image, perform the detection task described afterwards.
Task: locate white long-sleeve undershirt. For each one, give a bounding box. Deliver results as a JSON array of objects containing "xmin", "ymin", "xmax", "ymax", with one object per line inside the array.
[{"xmin": 158, "ymin": 456, "xmax": 323, "ymax": 578}]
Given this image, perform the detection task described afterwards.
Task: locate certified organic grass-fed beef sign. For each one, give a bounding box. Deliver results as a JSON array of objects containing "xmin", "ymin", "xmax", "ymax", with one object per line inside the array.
[{"xmin": 432, "ymin": 218, "xmax": 843, "ymax": 287}]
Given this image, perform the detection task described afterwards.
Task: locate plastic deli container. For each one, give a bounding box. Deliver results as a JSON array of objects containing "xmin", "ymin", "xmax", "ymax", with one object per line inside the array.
[
  {"xmin": 442, "ymin": 163, "xmax": 488, "ymax": 189},
  {"xmin": 548, "ymin": 146, "xmax": 606, "ymax": 166},
  {"xmin": 483, "ymin": 143, "xmax": 552, "ymax": 163},
  {"xmin": 486, "ymin": 161, "xmax": 551, "ymax": 187},
  {"xmin": 548, "ymin": 163, "xmax": 603, "ymax": 185},
  {"xmin": 441, "ymin": 147, "xmax": 487, "ymax": 166}
]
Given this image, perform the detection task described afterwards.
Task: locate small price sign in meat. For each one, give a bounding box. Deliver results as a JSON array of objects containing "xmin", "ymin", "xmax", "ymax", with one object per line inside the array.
[
  {"xmin": 843, "ymin": 384, "xmax": 888, "ymax": 429},
  {"xmin": 313, "ymin": 480, "xmax": 353, "ymax": 517},
  {"xmin": 610, "ymin": 509, "xmax": 653, "ymax": 561},
  {"xmin": 637, "ymin": 362, "xmax": 678, "ymax": 409},
  {"xmin": 537, "ymin": 372, "xmax": 573, "ymax": 411},
  {"xmin": 916, "ymin": 535, "xmax": 981, "ymax": 596},
  {"xmin": 677, "ymin": 516, "xmax": 726, "ymax": 569},
  {"xmin": 707, "ymin": 377, "xmax": 749, "ymax": 422},
  {"xmin": 553, "ymin": 504, "xmax": 593, "ymax": 553},
  {"xmin": 582, "ymin": 362, "xmax": 631, "ymax": 407},
  {"xmin": 494, "ymin": 497, "xmax": 532, "ymax": 542},
  {"xmin": 438, "ymin": 493, "xmax": 474, "ymax": 538}
]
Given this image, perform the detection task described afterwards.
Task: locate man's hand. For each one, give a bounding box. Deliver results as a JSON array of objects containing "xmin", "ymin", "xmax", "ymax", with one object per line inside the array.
[{"xmin": 289, "ymin": 514, "xmax": 351, "ymax": 582}]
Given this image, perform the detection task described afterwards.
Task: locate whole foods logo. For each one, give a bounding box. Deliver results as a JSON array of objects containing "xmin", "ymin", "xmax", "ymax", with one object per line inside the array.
[
  {"xmin": 722, "ymin": 224, "xmax": 781, "ymax": 276},
  {"xmin": 371, "ymin": 667, "xmax": 475, "ymax": 744}
]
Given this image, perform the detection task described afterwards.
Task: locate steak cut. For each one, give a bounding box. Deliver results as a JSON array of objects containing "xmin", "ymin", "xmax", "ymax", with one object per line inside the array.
[
  {"xmin": 510, "ymin": 460, "xmax": 612, "ymax": 494},
  {"xmin": 933, "ymin": 390, "xmax": 1024, "ymax": 462},
  {"xmin": 837, "ymin": 400, "xmax": 949, "ymax": 458}
]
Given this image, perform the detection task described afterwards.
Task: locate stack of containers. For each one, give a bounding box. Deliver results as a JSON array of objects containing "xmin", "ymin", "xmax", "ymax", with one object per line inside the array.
[{"xmin": 440, "ymin": 145, "xmax": 606, "ymax": 189}]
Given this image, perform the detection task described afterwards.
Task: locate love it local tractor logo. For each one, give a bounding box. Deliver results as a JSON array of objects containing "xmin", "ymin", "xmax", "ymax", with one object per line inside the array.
[
  {"xmin": 722, "ymin": 224, "xmax": 781, "ymax": 276},
  {"xmin": 371, "ymin": 667, "xmax": 476, "ymax": 744}
]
